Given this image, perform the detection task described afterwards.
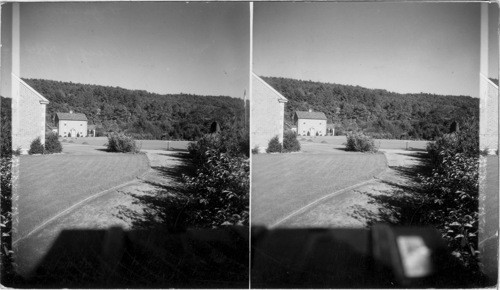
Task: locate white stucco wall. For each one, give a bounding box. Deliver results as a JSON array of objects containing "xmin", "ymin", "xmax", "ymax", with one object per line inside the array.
[
  {"xmin": 17, "ymin": 79, "xmax": 48, "ymax": 152},
  {"xmin": 58, "ymin": 120, "xmax": 88, "ymax": 137},
  {"xmin": 297, "ymin": 119, "xmax": 327, "ymax": 136},
  {"xmin": 251, "ymin": 74, "xmax": 287, "ymax": 152},
  {"xmin": 480, "ymin": 75, "xmax": 499, "ymax": 154}
]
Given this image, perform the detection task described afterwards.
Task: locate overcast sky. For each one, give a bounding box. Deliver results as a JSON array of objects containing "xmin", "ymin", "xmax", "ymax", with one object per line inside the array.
[
  {"xmin": 254, "ymin": 2, "xmax": 499, "ymax": 99},
  {"xmin": 20, "ymin": 2, "xmax": 249, "ymax": 99}
]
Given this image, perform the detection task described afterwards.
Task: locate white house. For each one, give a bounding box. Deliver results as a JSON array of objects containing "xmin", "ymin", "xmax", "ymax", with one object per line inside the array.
[
  {"xmin": 294, "ymin": 110, "xmax": 328, "ymax": 136},
  {"xmin": 56, "ymin": 111, "xmax": 88, "ymax": 137},
  {"xmin": 251, "ymin": 73, "xmax": 288, "ymax": 152}
]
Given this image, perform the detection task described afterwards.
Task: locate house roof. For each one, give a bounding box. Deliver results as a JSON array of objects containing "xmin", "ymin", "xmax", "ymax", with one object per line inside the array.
[
  {"xmin": 252, "ymin": 73, "xmax": 288, "ymax": 103},
  {"xmin": 295, "ymin": 111, "xmax": 327, "ymax": 120},
  {"xmin": 15, "ymin": 75, "xmax": 50, "ymax": 104},
  {"xmin": 56, "ymin": 112, "xmax": 88, "ymax": 121}
]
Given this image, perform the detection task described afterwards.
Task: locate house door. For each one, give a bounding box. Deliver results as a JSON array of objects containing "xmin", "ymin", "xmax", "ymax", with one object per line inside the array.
[
  {"xmin": 309, "ymin": 128, "xmax": 316, "ymax": 137},
  {"xmin": 70, "ymin": 128, "xmax": 76, "ymax": 138}
]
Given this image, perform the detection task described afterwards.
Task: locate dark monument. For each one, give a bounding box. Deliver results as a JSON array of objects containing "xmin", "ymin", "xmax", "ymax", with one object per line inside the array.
[{"xmin": 210, "ymin": 121, "xmax": 221, "ymax": 134}]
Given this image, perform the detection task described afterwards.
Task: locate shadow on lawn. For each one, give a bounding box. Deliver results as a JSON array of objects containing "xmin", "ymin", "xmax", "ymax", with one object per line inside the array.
[
  {"xmin": 348, "ymin": 152, "xmax": 432, "ymax": 227},
  {"xmin": 114, "ymin": 152, "xmax": 196, "ymax": 231}
]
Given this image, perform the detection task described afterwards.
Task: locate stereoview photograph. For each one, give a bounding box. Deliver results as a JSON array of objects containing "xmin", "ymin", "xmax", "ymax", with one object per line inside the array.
[
  {"xmin": 250, "ymin": 2, "xmax": 498, "ymax": 288},
  {"xmin": 0, "ymin": 2, "xmax": 249, "ymax": 288}
]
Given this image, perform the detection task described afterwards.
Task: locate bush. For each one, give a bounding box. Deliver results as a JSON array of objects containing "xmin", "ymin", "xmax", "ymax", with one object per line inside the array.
[
  {"xmin": 427, "ymin": 117, "xmax": 479, "ymax": 166},
  {"xmin": 345, "ymin": 131, "xmax": 377, "ymax": 152},
  {"xmin": 28, "ymin": 137, "xmax": 45, "ymax": 155},
  {"xmin": 12, "ymin": 147, "xmax": 21, "ymax": 156},
  {"xmin": 282, "ymin": 131, "xmax": 301, "ymax": 153},
  {"xmin": 182, "ymin": 126, "xmax": 250, "ymax": 228},
  {"xmin": 183, "ymin": 150, "xmax": 249, "ymax": 228},
  {"xmin": 251, "ymin": 146, "xmax": 259, "ymax": 155},
  {"xmin": 419, "ymin": 153, "xmax": 479, "ymax": 269},
  {"xmin": 418, "ymin": 117, "xmax": 481, "ymax": 272},
  {"xmin": 188, "ymin": 127, "xmax": 248, "ymax": 164},
  {"xmin": 266, "ymin": 136, "xmax": 282, "ymax": 153},
  {"xmin": 44, "ymin": 133, "xmax": 62, "ymax": 154},
  {"xmin": 107, "ymin": 133, "xmax": 140, "ymax": 153}
]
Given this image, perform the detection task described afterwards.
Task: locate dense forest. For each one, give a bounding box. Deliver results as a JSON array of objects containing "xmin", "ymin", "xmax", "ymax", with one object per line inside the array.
[
  {"xmin": 25, "ymin": 79, "xmax": 247, "ymax": 140},
  {"xmin": 263, "ymin": 77, "xmax": 479, "ymax": 140}
]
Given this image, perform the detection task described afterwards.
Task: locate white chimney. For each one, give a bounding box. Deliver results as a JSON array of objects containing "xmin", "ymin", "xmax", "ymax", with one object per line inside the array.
[
  {"xmin": 69, "ymin": 110, "xmax": 73, "ymax": 114},
  {"xmin": 308, "ymin": 108, "xmax": 313, "ymax": 112}
]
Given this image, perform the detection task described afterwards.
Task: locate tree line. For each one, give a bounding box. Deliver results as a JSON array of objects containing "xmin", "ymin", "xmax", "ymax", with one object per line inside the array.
[
  {"xmin": 262, "ymin": 76, "xmax": 479, "ymax": 140},
  {"xmin": 25, "ymin": 79, "xmax": 247, "ymax": 141}
]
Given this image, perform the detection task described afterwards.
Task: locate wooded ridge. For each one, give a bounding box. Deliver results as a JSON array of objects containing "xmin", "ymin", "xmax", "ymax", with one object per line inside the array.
[
  {"xmin": 25, "ymin": 78, "xmax": 246, "ymax": 141},
  {"xmin": 262, "ymin": 76, "xmax": 479, "ymax": 140}
]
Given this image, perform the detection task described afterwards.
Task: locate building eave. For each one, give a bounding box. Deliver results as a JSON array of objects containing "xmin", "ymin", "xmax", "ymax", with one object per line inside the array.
[
  {"xmin": 252, "ymin": 72, "xmax": 288, "ymax": 103},
  {"xmin": 480, "ymin": 73, "xmax": 499, "ymax": 89},
  {"xmin": 13, "ymin": 74, "xmax": 50, "ymax": 104}
]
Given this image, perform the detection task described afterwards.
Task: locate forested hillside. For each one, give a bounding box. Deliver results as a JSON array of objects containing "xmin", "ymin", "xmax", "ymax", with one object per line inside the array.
[
  {"xmin": 25, "ymin": 79, "xmax": 247, "ymax": 140},
  {"xmin": 263, "ymin": 77, "xmax": 479, "ymax": 140}
]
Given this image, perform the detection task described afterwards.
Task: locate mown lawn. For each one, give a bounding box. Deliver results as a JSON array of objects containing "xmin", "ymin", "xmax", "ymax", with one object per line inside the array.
[
  {"xmin": 251, "ymin": 149, "xmax": 387, "ymax": 226},
  {"xmin": 16, "ymin": 151, "xmax": 149, "ymax": 240},
  {"xmin": 62, "ymin": 137, "xmax": 190, "ymax": 151},
  {"xmin": 298, "ymin": 136, "xmax": 429, "ymax": 150}
]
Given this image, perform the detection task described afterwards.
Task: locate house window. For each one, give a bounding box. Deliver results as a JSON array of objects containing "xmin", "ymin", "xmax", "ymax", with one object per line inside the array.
[
  {"xmin": 80, "ymin": 124, "xmax": 82, "ymax": 126},
  {"xmin": 64, "ymin": 123, "xmax": 66, "ymax": 126}
]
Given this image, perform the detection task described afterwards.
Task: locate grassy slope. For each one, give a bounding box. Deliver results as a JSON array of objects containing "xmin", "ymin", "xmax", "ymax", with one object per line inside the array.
[
  {"xmin": 17, "ymin": 151, "xmax": 149, "ymax": 239},
  {"xmin": 251, "ymin": 147, "xmax": 387, "ymax": 226}
]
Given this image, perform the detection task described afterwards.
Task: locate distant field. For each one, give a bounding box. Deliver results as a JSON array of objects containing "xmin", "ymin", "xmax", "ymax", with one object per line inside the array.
[
  {"xmin": 17, "ymin": 151, "xmax": 149, "ymax": 240},
  {"xmin": 298, "ymin": 135, "xmax": 429, "ymax": 151},
  {"xmin": 61, "ymin": 136, "xmax": 191, "ymax": 151},
  {"xmin": 251, "ymin": 150, "xmax": 387, "ymax": 226}
]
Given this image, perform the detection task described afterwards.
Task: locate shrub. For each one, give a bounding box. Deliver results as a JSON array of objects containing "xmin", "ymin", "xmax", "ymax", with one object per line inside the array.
[
  {"xmin": 266, "ymin": 136, "xmax": 282, "ymax": 153},
  {"xmin": 107, "ymin": 133, "xmax": 140, "ymax": 153},
  {"xmin": 44, "ymin": 133, "xmax": 62, "ymax": 154},
  {"xmin": 282, "ymin": 131, "xmax": 300, "ymax": 153},
  {"xmin": 188, "ymin": 127, "xmax": 248, "ymax": 164},
  {"xmin": 28, "ymin": 137, "xmax": 45, "ymax": 155},
  {"xmin": 251, "ymin": 146, "xmax": 259, "ymax": 155},
  {"xmin": 12, "ymin": 147, "xmax": 21, "ymax": 156},
  {"xmin": 418, "ymin": 117, "xmax": 481, "ymax": 272},
  {"xmin": 426, "ymin": 117, "xmax": 479, "ymax": 167},
  {"xmin": 183, "ymin": 150, "xmax": 249, "ymax": 228},
  {"xmin": 419, "ymin": 153, "xmax": 479, "ymax": 269},
  {"xmin": 345, "ymin": 131, "xmax": 377, "ymax": 152}
]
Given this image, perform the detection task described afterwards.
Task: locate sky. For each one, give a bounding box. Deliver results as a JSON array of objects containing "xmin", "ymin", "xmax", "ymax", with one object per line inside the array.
[
  {"xmin": 19, "ymin": 2, "xmax": 249, "ymax": 99},
  {"xmin": 254, "ymin": 2, "xmax": 499, "ymax": 99}
]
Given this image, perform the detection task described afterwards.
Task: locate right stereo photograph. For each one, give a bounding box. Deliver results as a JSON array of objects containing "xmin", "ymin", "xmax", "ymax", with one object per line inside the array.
[{"xmin": 250, "ymin": 2, "xmax": 499, "ymax": 289}]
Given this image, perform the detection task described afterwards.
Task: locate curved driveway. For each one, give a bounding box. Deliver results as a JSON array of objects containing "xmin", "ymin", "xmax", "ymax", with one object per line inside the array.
[
  {"xmin": 251, "ymin": 142, "xmax": 387, "ymax": 226},
  {"xmin": 15, "ymin": 143, "xmax": 149, "ymax": 242}
]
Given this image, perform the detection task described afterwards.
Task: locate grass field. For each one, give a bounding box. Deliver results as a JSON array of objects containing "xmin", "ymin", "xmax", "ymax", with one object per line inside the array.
[
  {"xmin": 298, "ymin": 135, "xmax": 429, "ymax": 150},
  {"xmin": 61, "ymin": 136, "xmax": 190, "ymax": 151},
  {"xmin": 17, "ymin": 149, "xmax": 149, "ymax": 240},
  {"xmin": 251, "ymin": 148, "xmax": 387, "ymax": 226}
]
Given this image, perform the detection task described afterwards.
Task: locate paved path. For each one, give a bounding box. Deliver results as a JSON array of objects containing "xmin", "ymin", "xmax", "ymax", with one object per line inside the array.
[{"xmin": 14, "ymin": 146, "xmax": 186, "ymax": 278}]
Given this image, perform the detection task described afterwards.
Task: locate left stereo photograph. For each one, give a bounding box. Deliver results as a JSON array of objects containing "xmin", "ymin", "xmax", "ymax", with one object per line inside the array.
[{"xmin": 0, "ymin": 2, "xmax": 250, "ymax": 288}]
